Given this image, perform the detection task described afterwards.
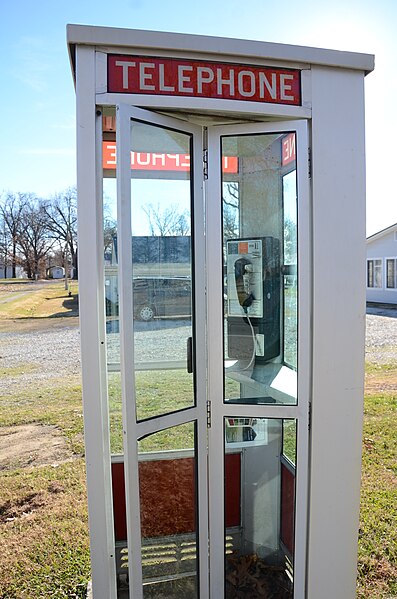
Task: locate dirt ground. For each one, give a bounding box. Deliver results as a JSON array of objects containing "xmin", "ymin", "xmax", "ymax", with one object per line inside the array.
[
  {"xmin": 0, "ymin": 423, "xmax": 76, "ymax": 471},
  {"xmin": 365, "ymin": 369, "xmax": 397, "ymax": 395}
]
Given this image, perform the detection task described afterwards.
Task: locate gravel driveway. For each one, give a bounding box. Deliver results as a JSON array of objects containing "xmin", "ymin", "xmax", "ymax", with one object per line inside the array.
[
  {"xmin": 365, "ymin": 305, "xmax": 397, "ymax": 364},
  {"xmin": 1, "ymin": 307, "xmax": 396, "ymax": 393}
]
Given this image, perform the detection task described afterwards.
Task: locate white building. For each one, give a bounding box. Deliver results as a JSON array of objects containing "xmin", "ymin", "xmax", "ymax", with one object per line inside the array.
[
  {"xmin": 47, "ymin": 265, "xmax": 65, "ymax": 279},
  {"xmin": 367, "ymin": 223, "xmax": 397, "ymax": 305}
]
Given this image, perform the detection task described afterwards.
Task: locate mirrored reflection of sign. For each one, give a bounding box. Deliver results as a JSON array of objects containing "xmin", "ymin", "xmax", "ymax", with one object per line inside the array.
[
  {"xmin": 282, "ymin": 133, "xmax": 296, "ymax": 166},
  {"xmin": 102, "ymin": 142, "xmax": 238, "ymax": 173}
]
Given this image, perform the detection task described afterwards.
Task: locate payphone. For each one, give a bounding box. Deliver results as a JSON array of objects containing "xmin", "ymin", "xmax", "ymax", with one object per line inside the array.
[{"xmin": 226, "ymin": 237, "xmax": 280, "ymax": 364}]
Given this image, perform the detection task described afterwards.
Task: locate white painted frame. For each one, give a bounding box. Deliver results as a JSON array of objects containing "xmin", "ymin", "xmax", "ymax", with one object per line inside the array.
[
  {"xmin": 116, "ymin": 105, "xmax": 208, "ymax": 599},
  {"xmin": 206, "ymin": 120, "xmax": 310, "ymax": 598},
  {"xmin": 76, "ymin": 46, "xmax": 118, "ymax": 599},
  {"xmin": 308, "ymin": 65, "xmax": 367, "ymax": 598}
]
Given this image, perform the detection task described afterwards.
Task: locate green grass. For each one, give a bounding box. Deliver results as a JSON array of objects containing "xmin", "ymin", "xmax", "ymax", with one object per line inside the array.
[
  {"xmin": 365, "ymin": 361, "xmax": 397, "ymax": 373},
  {"xmin": 0, "ymin": 281, "xmax": 78, "ymax": 320},
  {"xmin": 0, "ymin": 378, "xmax": 85, "ymax": 456},
  {"xmin": 357, "ymin": 387, "xmax": 397, "ymax": 598},
  {"xmin": 0, "ymin": 461, "xmax": 90, "ymax": 599},
  {"xmin": 0, "ymin": 364, "xmax": 37, "ymax": 377},
  {"xmin": 0, "ymin": 362, "xmax": 89, "ymax": 598}
]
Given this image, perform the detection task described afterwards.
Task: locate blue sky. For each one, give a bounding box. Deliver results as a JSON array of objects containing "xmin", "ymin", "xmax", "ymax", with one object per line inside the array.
[{"xmin": 1, "ymin": 0, "xmax": 396, "ymax": 235}]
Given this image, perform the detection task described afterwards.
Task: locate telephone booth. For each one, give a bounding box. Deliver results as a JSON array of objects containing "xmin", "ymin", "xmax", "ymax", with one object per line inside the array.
[{"xmin": 67, "ymin": 25, "xmax": 374, "ymax": 599}]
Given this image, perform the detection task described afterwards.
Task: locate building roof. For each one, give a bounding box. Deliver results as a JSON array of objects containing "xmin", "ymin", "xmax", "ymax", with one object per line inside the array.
[
  {"xmin": 367, "ymin": 223, "xmax": 397, "ymax": 243},
  {"xmin": 66, "ymin": 24, "xmax": 375, "ymax": 85}
]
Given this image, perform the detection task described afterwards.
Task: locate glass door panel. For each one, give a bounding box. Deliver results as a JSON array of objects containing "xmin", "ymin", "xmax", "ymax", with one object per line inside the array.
[
  {"xmin": 208, "ymin": 120, "xmax": 309, "ymax": 599},
  {"xmin": 224, "ymin": 417, "xmax": 296, "ymax": 599},
  {"xmin": 222, "ymin": 132, "xmax": 298, "ymax": 406},
  {"xmin": 138, "ymin": 422, "xmax": 198, "ymax": 598},
  {"xmin": 127, "ymin": 120, "xmax": 195, "ymax": 422},
  {"xmin": 116, "ymin": 105, "xmax": 207, "ymax": 599}
]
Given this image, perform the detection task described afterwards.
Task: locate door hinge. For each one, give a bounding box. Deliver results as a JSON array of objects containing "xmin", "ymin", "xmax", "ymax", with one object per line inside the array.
[
  {"xmin": 308, "ymin": 147, "xmax": 312, "ymax": 179},
  {"xmin": 206, "ymin": 400, "xmax": 211, "ymax": 428},
  {"xmin": 203, "ymin": 148, "xmax": 208, "ymax": 180}
]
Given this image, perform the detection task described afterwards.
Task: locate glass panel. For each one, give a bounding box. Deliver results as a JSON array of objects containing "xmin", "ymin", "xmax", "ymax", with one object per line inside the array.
[
  {"xmin": 224, "ymin": 417, "xmax": 296, "ymax": 599},
  {"xmin": 282, "ymin": 419, "xmax": 297, "ymax": 466},
  {"xmin": 222, "ymin": 133, "xmax": 298, "ymax": 405},
  {"xmin": 374, "ymin": 259, "xmax": 382, "ymax": 288},
  {"xmin": 387, "ymin": 259, "xmax": 396, "ymax": 289},
  {"xmin": 108, "ymin": 371, "xmax": 123, "ymax": 454},
  {"xmin": 283, "ymin": 171, "xmax": 297, "ymax": 370},
  {"xmin": 128, "ymin": 120, "xmax": 195, "ymax": 422},
  {"xmin": 367, "ymin": 260, "xmax": 373, "ymax": 287},
  {"xmin": 103, "ymin": 176, "xmax": 121, "ymax": 366},
  {"xmin": 138, "ymin": 422, "xmax": 198, "ymax": 598}
]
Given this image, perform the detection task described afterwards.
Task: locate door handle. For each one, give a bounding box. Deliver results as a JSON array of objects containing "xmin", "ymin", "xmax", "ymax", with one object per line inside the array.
[{"xmin": 187, "ymin": 337, "xmax": 193, "ymax": 374}]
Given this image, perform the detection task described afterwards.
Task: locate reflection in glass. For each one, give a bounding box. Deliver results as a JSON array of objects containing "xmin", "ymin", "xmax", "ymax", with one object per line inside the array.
[
  {"xmin": 138, "ymin": 422, "xmax": 198, "ymax": 598},
  {"xmin": 103, "ymin": 121, "xmax": 195, "ymax": 421},
  {"xmin": 224, "ymin": 417, "xmax": 296, "ymax": 599},
  {"xmin": 283, "ymin": 171, "xmax": 297, "ymax": 370},
  {"xmin": 130, "ymin": 121, "xmax": 194, "ymax": 422},
  {"xmin": 108, "ymin": 371, "xmax": 123, "ymax": 454},
  {"xmin": 282, "ymin": 420, "xmax": 297, "ymax": 466},
  {"xmin": 222, "ymin": 133, "xmax": 298, "ymax": 406}
]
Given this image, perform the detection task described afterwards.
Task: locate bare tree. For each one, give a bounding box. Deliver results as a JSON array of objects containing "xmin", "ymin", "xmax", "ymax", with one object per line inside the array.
[
  {"xmin": 0, "ymin": 192, "xmax": 29, "ymax": 278},
  {"xmin": 43, "ymin": 188, "xmax": 78, "ymax": 278},
  {"xmin": 223, "ymin": 182, "xmax": 239, "ymax": 210},
  {"xmin": 103, "ymin": 198, "xmax": 117, "ymax": 256},
  {"xmin": 142, "ymin": 203, "xmax": 190, "ymax": 236},
  {"xmin": 222, "ymin": 182, "xmax": 239, "ymax": 239},
  {"xmin": 17, "ymin": 199, "xmax": 54, "ymax": 279}
]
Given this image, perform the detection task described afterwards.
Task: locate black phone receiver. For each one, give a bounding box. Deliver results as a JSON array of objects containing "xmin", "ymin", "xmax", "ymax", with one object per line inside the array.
[{"xmin": 234, "ymin": 258, "xmax": 255, "ymax": 312}]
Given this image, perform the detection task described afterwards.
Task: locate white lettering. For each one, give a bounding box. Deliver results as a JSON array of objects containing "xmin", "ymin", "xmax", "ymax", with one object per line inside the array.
[
  {"xmin": 259, "ymin": 72, "xmax": 277, "ymax": 100},
  {"xmin": 217, "ymin": 68, "xmax": 235, "ymax": 96},
  {"xmin": 136, "ymin": 153, "xmax": 151, "ymax": 166},
  {"xmin": 282, "ymin": 134, "xmax": 296, "ymax": 164},
  {"xmin": 180, "ymin": 155, "xmax": 190, "ymax": 168},
  {"xmin": 282, "ymin": 139, "xmax": 288, "ymax": 162},
  {"xmin": 115, "ymin": 60, "xmax": 136, "ymax": 89},
  {"xmin": 289, "ymin": 135, "xmax": 295, "ymax": 158},
  {"xmin": 151, "ymin": 153, "xmax": 166, "ymax": 167},
  {"xmin": 106, "ymin": 144, "xmax": 117, "ymax": 166},
  {"xmin": 166, "ymin": 154, "xmax": 180, "ymax": 167},
  {"xmin": 197, "ymin": 67, "xmax": 214, "ymax": 93},
  {"xmin": 178, "ymin": 66, "xmax": 194, "ymax": 93},
  {"xmin": 159, "ymin": 64, "xmax": 175, "ymax": 92},
  {"xmin": 139, "ymin": 63, "xmax": 155, "ymax": 91},
  {"xmin": 280, "ymin": 74, "xmax": 294, "ymax": 101},
  {"xmin": 238, "ymin": 70, "xmax": 256, "ymax": 97}
]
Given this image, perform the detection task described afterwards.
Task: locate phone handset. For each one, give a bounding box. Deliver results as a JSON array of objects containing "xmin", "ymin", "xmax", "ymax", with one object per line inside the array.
[{"xmin": 234, "ymin": 257, "xmax": 255, "ymax": 313}]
